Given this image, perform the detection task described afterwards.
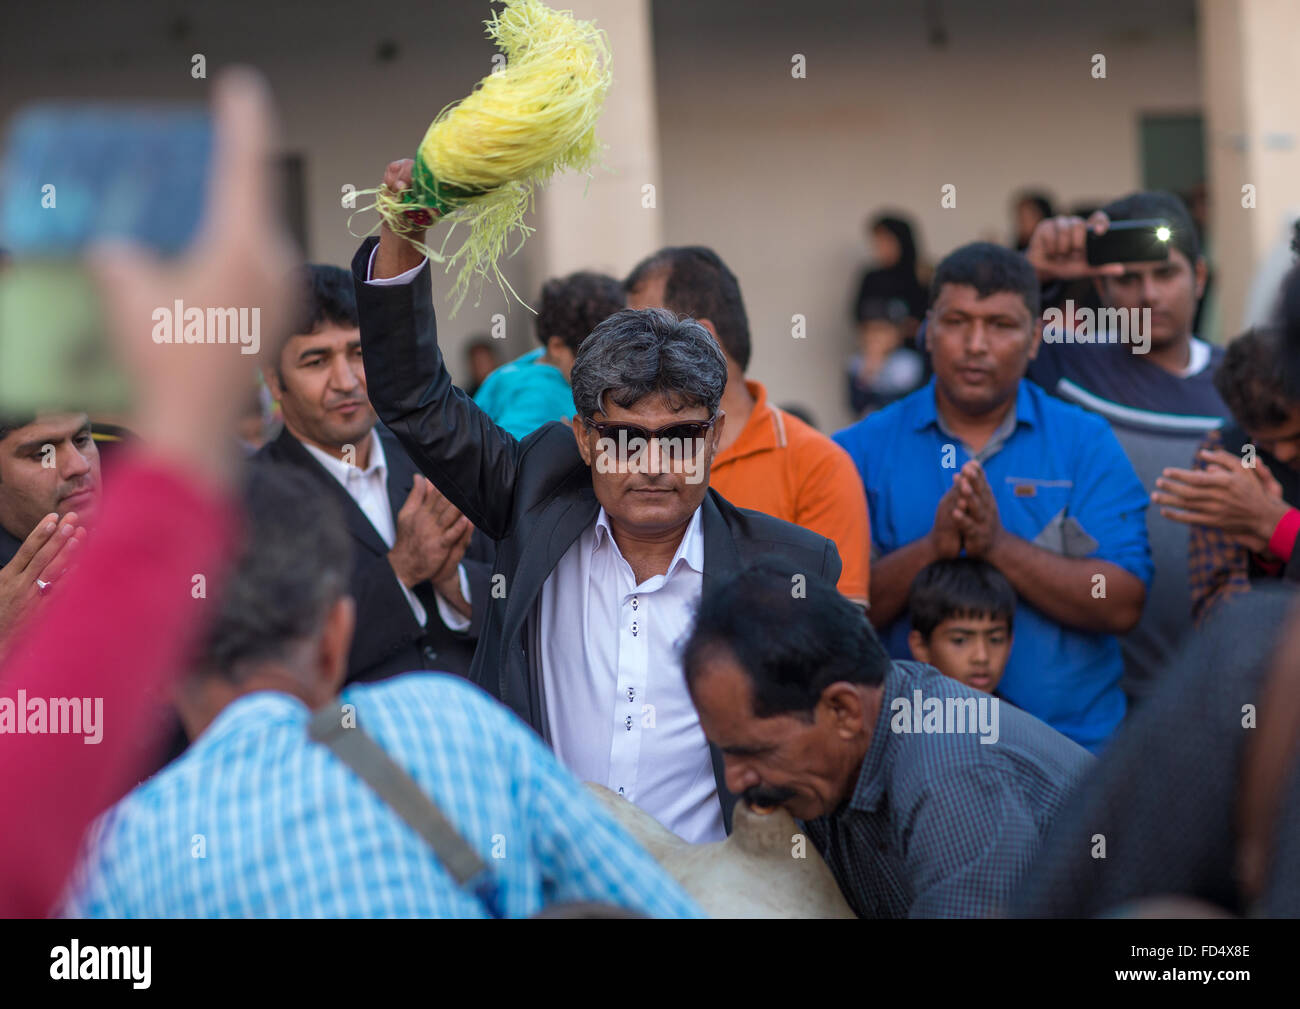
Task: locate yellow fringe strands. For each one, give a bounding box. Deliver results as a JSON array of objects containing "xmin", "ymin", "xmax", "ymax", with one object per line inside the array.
[{"xmin": 351, "ymin": 0, "xmax": 611, "ymax": 314}]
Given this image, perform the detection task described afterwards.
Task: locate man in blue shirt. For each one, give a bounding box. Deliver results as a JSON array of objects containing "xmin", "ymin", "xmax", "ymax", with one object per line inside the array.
[
  {"xmin": 59, "ymin": 467, "xmax": 702, "ymax": 919},
  {"xmin": 834, "ymin": 243, "xmax": 1152, "ymax": 752},
  {"xmin": 473, "ymin": 271, "xmax": 624, "ymax": 439}
]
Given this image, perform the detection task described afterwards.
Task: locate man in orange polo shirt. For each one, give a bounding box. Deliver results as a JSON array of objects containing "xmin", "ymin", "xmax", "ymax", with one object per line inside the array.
[{"xmin": 626, "ymin": 246, "xmax": 870, "ymax": 605}]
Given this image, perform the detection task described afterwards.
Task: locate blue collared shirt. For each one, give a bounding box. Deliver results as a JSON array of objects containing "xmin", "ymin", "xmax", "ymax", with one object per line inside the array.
[
  {"xmin": 802, "ymin": 661, "xmax": 1092, "ymax": 918},
  {"xmin": 60, "ymin": 675, "xmax": 704, "ymax": 918},
  {"xmin": 834, "ymin": 378, "xmax": 1152, "ymax": 751}
]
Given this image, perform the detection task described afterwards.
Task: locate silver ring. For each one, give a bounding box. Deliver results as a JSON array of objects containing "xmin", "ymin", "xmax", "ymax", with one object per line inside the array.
[{"xmin": 35, "ymin": 578, "xmax": 50, "ymax": 593}]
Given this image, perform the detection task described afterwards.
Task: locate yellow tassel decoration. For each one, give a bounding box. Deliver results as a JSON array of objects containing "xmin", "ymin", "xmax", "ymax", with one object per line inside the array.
[{"xmin": 352, "ymin": 0, "xmax": 611, "ymax": 315}]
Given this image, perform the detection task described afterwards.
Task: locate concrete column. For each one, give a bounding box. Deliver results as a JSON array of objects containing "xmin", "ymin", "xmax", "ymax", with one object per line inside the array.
[
  {"xmin": 1198, "ymin": 0, "xmax": 1300, "ymax": 337},
  {"xmin": 533, "ymin": 0, "xmax": 663, "ymax": 281}
]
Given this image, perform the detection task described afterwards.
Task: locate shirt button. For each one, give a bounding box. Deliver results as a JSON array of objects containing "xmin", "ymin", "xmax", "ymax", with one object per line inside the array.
[
  {"xmin": 625, "ymin": 715, "xmax": 633, "ymax": 731},
  {"xmin": 627, "ymin": 687, "xmax": 635, "ymax": 702},
  {"xmin": 618, "ymin": 786, "xmax": 625, "ymax": 796},
  {"xmin": 630, "ymin": 621, "xmax": 638, "ymax": 636},
  {"xmin": 631, "ymin": 597, "xmax": 638, "ymax": 610}
]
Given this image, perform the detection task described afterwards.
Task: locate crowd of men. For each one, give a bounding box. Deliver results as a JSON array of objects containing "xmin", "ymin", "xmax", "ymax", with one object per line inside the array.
[{"xmin": 3, "ymin": 73, "xmax": 1300, "ymax": 918}]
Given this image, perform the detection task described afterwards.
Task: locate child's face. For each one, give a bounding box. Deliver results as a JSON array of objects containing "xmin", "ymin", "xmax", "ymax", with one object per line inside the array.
[{"xmin": 908, "ymin": 615, "xmax": 1012, "ymax": 693}]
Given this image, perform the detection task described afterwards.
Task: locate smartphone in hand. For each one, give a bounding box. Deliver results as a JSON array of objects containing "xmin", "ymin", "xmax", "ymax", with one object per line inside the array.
[{"xmin": 1085, "ymin": 218, "xmax": 1174, "ymax": 267}]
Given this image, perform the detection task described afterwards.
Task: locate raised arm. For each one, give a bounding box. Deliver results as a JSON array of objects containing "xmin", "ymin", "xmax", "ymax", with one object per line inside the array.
[{"xmin": 353, "ymin": 160, "xmax": 524, "ymax": 539}]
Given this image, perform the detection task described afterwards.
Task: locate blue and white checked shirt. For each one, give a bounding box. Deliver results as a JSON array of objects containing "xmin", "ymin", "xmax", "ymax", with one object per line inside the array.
[
  {"xmin": 802, "ymin": 661, "xmax": 1092, "ymax": 918},
  {"xmin": 60, "ymin": 675, "xmax": 704, "ymax": 918}
]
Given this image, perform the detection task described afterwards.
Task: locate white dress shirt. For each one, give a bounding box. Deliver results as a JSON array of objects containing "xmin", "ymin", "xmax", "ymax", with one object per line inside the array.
[
  {"xmin": 365, "ymin": 248, "xmax": 723, "ymax": 842},
  {"xmin": 540, "ymin": 507, "xmax": 725, "ymax": 843}
]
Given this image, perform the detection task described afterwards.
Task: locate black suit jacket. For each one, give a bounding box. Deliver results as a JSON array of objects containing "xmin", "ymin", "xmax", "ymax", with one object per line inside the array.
[
  {"xmin": 251, "ymin": 425, "xmax": 490, "ymax": 684},
  {"xmin": 0, "ymin": 526, "xmax": 19, "ymax": 567},
  {"xmin": 352, "ymin": 238, "xmax": 842, "ymax": 830}
]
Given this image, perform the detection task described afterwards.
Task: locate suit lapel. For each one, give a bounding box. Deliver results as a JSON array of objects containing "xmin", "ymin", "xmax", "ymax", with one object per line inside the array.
[
  {"xmin": 271, "ymin": 429, "xmax": 389, "ymax": 557},
  {"xmin": 700, "ymin": 491, "xmax": 741, "ymax": 590},
  {"xmin": 501, "ymin": 485, "xmax": 599, "ymax": 644},
  {"xmin": 378, "ymin": 428, "xmax": 416, "ymax": 527},
  {"xmin": 699, "ymin": 491, "xmax": 742, "ymax": 834}
]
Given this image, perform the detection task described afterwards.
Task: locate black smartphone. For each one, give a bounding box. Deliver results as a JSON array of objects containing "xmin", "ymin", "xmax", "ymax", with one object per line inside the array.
[
  {"xmin": 1085, "ymin": 218, "xmax": 1174, "ymax": 267},
  {"xmin": 0, "ymin": 103, "xmax": 211, "ymax": 414}
]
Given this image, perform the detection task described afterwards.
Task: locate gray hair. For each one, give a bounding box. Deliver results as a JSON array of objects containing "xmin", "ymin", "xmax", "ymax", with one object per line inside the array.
[{"xmin": 570, "ymin": 308, "xmax": 727, "ymax": 418}]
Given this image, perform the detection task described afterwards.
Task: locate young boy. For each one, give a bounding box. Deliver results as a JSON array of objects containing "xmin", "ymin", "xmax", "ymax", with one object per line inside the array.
[{"xmin": 907, "ymin": 558, "xmax": 1016, "ymax": 694}]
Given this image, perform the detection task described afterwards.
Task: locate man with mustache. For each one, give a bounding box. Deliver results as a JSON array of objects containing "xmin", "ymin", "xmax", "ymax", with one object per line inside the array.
[
  {"xmin": 682, "ymin": 560, "xmax": 1090, "ymax": 918},
  {"xmin": 834, "ymin": 243, "xmax": 1151, "ymax": 753},
  {"xmin": 255, "ymin": 264, "xmax": 488, "ymax": 684},
  {"xmin": 0, "ymin": 413, "xmax": 96, "ymax": 654},
  {"xmin": 1024, "ymin": 192, "xmax": 1230, "ymax": 708},
  {"xmin": 353, "ymin": 158, "xmax": 842, "ymax": 842}
]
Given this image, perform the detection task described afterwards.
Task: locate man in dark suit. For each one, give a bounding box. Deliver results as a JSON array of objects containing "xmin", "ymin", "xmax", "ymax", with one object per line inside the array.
[
  {"xmin": 254, "ymin": 264, "xmax": 488, "ymax": 684},
  {"xmin": 353, "ymin": 158, "xmax": 841, "ymax": 840}
]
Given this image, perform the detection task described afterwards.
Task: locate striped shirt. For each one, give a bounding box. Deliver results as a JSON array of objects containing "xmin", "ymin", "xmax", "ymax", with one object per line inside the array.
[
  {"xmin": 802, "ymin": 661, "xmax": 1092, "ymax": 918},
  {"xmin": 1027, "ymin": 337, "xmax": 1228, "ymax": 699},
  {"xmin": 59, "ymin": 675, "xmax": 704, "ymax": 918}
]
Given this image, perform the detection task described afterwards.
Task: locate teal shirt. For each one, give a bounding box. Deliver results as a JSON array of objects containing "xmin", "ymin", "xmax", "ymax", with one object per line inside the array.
[{"xmin": 473, "ymin": 348, "xmax": 576, "ymax": 439}]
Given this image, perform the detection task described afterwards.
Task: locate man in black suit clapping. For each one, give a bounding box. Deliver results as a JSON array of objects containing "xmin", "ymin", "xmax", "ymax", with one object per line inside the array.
[{"xmin": 254, "ymin": 265, "xmax": 488, "ymax": 684}]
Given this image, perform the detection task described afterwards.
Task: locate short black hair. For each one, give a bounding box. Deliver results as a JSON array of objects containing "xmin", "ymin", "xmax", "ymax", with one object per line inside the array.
[
  {"xmin": 624, "ymin": 246, "xmax": 752, "ymax": 371},
  {"xmin": 1016, "ymin": 191, "xmax": 1055, "ymax": 220},
  {"xmin": 197, "ymin": 466, "xmax": 352, "ymax": 679},
  {"xmin": 908, "ymin": 558, "xmax": 1017, "ymax": 640},
  {"xmin": 536, "ymin": 271, "xmax": 625, "ymax": 355},
  {"xmin": 1215, "ymin": 327, "xmax": 1293, "ymax": 431},
  {"xmin": 929, "ymin": 242, "xmax": 1040, "ymax": 319},
  {"xmin": 0, "ymin": 414, "xmax": 36, "ymax": 444},
  {"xmin": 289, "ymin": 264, "xmax": 359, "ymax": 340},
  {"xmin": 269, "ymin": 264, "xmax": 359, "ymax": 375},
  {"xmin": 682, "ymin": 559, "xmax": 892, "ymax": 720},
  {"xmin": 1100, "ymin": 190, "xmax": 1201, "ymax": 266}
]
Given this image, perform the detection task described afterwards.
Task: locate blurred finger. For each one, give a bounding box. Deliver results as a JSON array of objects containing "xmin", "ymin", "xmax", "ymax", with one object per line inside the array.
[
  {"xmin": 203, "ymin": 68, "xmax": 277, "ymax": 246},
  {"xmin": 12, "ymin": 513, "xmax": 59, "ymax": 572}
]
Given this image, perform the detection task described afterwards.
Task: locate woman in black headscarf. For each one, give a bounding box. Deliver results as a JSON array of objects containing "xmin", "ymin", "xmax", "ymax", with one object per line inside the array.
[{"xmin": 853, "ymin": 213, "xmax": 927, "ymax": 326}]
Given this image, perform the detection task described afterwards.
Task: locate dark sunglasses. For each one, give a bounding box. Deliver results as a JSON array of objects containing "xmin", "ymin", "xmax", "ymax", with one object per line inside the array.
[{"xmin": 582, "ymin": 413, "xmax": 719, "ymax": 461}]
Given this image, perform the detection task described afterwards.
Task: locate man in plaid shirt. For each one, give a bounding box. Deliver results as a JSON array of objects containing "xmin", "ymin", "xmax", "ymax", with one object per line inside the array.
[
  {"xmin": 60, "ymin": 467, "xmax": 702, "ymax": 919},
  {"xmin": 1154, "ymin": 328, "xmax": 1300, "ymax": 623},
  {"xmin": 682, "ymin": 560, "xmax": 1091, "ymax": 918}
]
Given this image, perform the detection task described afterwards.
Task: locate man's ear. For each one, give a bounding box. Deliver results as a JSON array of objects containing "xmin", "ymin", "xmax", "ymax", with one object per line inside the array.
[
  {"xmin": 570, "ymin": 415, "xmax": 593, "ymax": 467},
  {"xmin": 546, "ymin": 337, "xmax": 576, "ymax": 381},
  {"xmin": 908, "ymin": 629, "xmax": 930, "ymax": 664},
  {"xmin": 261, "ymin": 363, "xmax": 285, "ymax": 401},
  {"xmin": 316, "ymin": 595, "xmax": 356, "ymax": 702},
  {"xmin": 697, "ymin": 318, "xmax": 736, "ymax": 367},
  {"xmin": 711, "ymin": 410, "xmax": 727, "ymax": 454},
  {"xmin": 821, "ymin": 681, "xmax": 867, "ymax": 737},
  {"xmin": 1194, "ymin": 256, "xmax": 1208, "ymax": 301}
]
